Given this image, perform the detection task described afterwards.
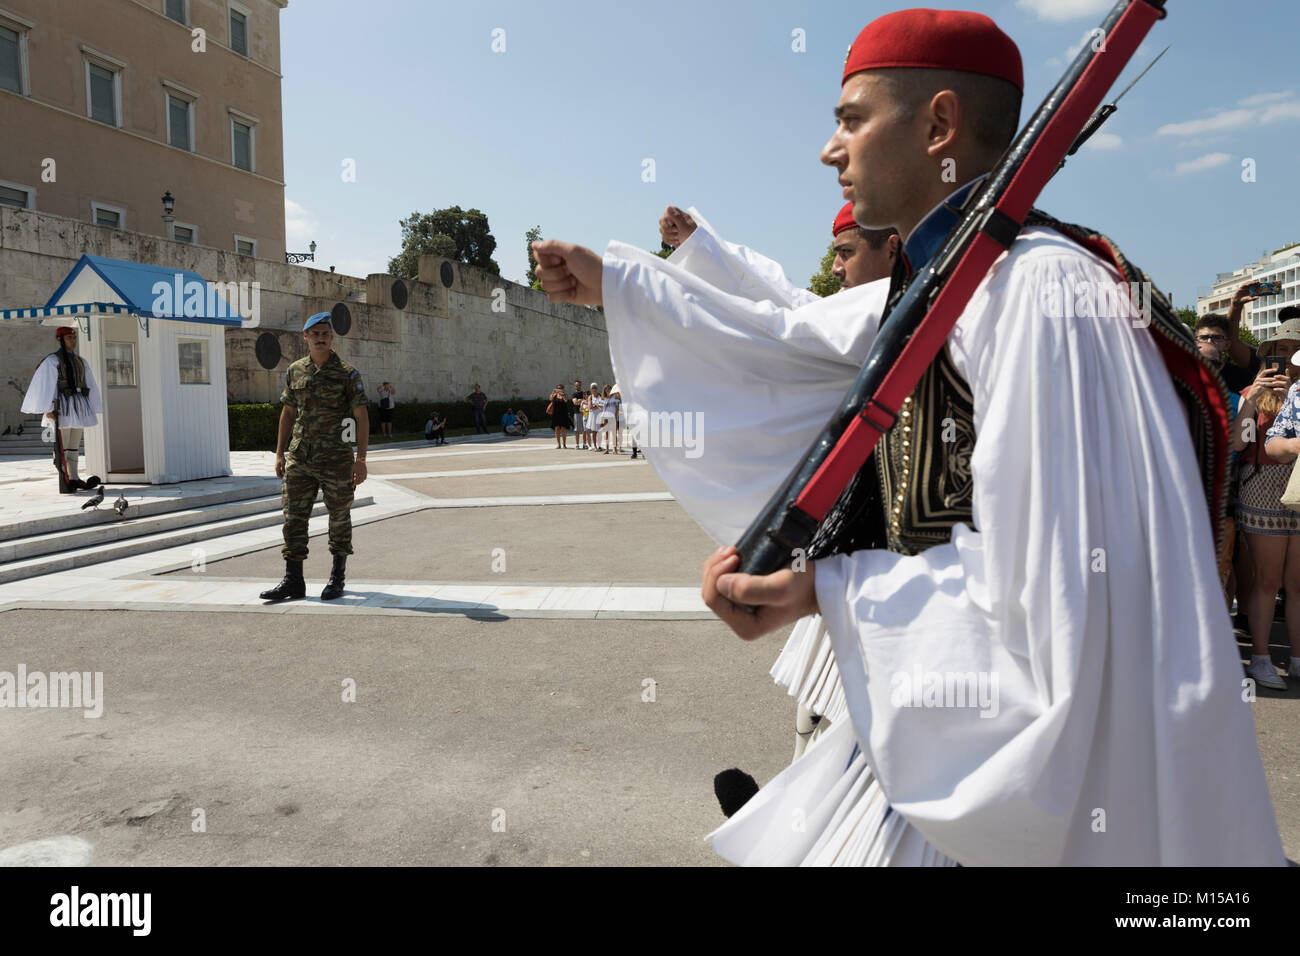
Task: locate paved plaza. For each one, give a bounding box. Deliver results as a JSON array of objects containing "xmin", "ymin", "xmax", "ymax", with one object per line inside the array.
[{"xmin": 1, "ymin": 434, "xmax": 1297, "ymax": 865}]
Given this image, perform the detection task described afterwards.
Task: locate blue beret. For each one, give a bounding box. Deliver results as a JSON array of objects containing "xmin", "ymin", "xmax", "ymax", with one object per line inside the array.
[{"xmin": 303, "ymin": 311, "xmax": 332, "ymax": 332}]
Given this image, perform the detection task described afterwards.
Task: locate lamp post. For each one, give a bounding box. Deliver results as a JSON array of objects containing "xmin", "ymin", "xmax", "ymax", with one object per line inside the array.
[
  {"xmin": 161, "ymin": 190, "xmax": 175, "ymax": 237},
  {"xmin": 286, "ymin": 239, "xmax": 316, "ymax": 265}
]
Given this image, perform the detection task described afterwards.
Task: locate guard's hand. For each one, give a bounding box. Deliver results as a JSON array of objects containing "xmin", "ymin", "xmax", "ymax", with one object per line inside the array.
[
  {"xmin": 701, "ymin": 545, "xmax": 819, "ymax": 641},
  {"xmin": 275, "ymin": 453, "xmax": 286, "ymax": 479},
  {"xmin": 532, "ymin": 240, "xmax": 603, "ymax": 306},
  {"xmin": 659, "ymin": 206, "xmax": 697, "ymax": 249},
  {"xmin": 352, "ymin": 461, "xmax": 367, "ymax": 487}
]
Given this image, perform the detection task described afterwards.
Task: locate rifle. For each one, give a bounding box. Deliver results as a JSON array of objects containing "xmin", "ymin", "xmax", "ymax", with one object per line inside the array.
[{"xmin": 735, "ymin": 0, "xmax": 1170, "ymax": 577}]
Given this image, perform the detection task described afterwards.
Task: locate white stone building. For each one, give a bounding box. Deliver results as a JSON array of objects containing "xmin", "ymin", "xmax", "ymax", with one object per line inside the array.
[{"xmin": 1197, "ymin": 242, "xmax": 1300, "ymax": 341}]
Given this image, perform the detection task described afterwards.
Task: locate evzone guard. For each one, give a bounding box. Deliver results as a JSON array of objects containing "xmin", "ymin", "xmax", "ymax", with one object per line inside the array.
[
  {"xmin": 20, "ymin": 325, "xmax": 102, "ymax": 495},
  {"xmin": 534, "ymin": 6, "xmax": 1284, "ymax": 865}
]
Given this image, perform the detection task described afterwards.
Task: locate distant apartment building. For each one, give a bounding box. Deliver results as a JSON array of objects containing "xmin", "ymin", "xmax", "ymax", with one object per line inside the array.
[
  {"xmin": 0, "ymin": 0, "xmax": 287, "ymax": 260},
  {"xmin": 1198, "ymin": 242, "xmax": 1300, "ymax": 341}
]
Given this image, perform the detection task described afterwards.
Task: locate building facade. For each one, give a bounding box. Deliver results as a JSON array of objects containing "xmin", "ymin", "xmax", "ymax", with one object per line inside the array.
[
  {"xmin": 1197, "ymin": 242, "xmax": 1300, "ymax": 341},
  {"xmin": 0, "ymin": 0, "xmax": 287, "ymax": 261}
]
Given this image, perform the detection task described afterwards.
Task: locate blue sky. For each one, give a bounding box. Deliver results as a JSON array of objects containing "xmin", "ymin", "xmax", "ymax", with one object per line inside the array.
[{"xmin": 281, "ymin": 0, "xmax": 1300, "ymax": 308}]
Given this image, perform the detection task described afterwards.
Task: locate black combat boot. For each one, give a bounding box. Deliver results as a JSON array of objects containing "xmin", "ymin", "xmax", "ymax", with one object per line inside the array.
[
  {"xmin": 259, "ymin": 560, "xmax": 305, "ymax": 602},
  {"xmin": 321, "ymin": 554, "xmax": 347, "ymax": 601}
]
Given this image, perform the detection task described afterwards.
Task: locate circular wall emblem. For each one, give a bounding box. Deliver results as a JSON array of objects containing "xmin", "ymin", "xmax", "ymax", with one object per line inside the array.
[
  {"xmin": 330, "ymin": 303, "xmax": 352, "ymax": 336},
  {"xmin": 439, "ymin": 261, "xmax": 454, "ymax": 288},
  {"xmin": 254, "ymin": 332, "xmax": 281, "ymax": 370},
  {"xmin": 391, "ymin": 279, "xmax": 408, "ymax": 310}
]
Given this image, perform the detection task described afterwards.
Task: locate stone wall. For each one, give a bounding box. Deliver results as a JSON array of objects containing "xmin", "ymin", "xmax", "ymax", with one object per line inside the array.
[{"xmin": 0, "ymin": 207, "xmax": 613, "ymax": 429}]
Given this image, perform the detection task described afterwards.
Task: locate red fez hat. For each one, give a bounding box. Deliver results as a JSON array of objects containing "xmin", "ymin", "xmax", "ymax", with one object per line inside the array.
[
  {"xmin": 55, "ymin": 326, "xmax": 76, "ymax": 338},
  {"xmin": 832, "ymin": 202, "xmax": 858, "ymax": 237},
  {"xmin": 843, "ymin": 8, "xmax": 1023, "ymax": 92}
]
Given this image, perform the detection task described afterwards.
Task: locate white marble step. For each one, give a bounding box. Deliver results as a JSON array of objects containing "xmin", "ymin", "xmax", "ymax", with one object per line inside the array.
[
  {"xmin": 0, "ymin": 495, "xmax": 374, "ymax": 585},
  {"xmin": 0, "ymin": 482, "xmax": 280, "ymax": 543},
  {"xmin": 0, "ymin": 494, "xmax": 292, "ymax": 562}
]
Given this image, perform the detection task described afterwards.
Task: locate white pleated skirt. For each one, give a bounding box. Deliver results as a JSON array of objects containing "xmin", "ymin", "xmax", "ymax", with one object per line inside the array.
[{"xmin": 709, "ymin": 614, "xmax": 955, "ymax": 866}]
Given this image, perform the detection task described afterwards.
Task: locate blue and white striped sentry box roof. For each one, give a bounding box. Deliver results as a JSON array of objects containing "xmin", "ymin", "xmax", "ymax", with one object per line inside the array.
[{"xmin": 1, "ymin": 254, "xmax": 244, "ymax": 326}]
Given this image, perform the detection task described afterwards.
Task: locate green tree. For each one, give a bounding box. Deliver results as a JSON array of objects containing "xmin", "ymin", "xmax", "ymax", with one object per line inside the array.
[
  {"xmin": 809, "ymin": 240, "xmax": 840, "ymax": 297},
  {"xmin": 656, "ymin": 242, "xmax": 673, "ymax": 261},
  {"xmin": 388, "ymin": 206, "xmax": 500, "ymax": 279},
  {"xmin": 525, "ymin": 225, "xmax": 543, "ymax": 289}
]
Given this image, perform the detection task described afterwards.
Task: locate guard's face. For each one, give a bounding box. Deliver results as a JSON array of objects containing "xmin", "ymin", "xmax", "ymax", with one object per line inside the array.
[
  {"xmin": 304, "ymin": 324, "xmax": 333, "ymax": 354},
  {"xmin": 832, "ymin": 231, "xmax": 896, "ymax": 289},
  {"xmin": 822, "ymin": 73, "xmax": 924, "ymax": 232},
  {"xmin": 59, "ymin": 332, "xmax": 77, "ymax": 350}
]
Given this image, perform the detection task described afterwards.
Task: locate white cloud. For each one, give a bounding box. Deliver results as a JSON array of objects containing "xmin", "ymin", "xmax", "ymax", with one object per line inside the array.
[
  {"xmin": 1158, "ymin": 92, "xmax": 1300, "ymax": 139},
  {"xmin": 1157, "ymin": 109, "xmax": 1255, "ymax": 137},
  {"xmin": 1239, "ymin": 90, "xmax": 1294, "ymax": 107},
  {"xmin": 1046, "ymin": 28, "xmax": 1097, "ymax": 68},
  {"xmin": 1017, "ymin": 0, "xmax": 1111, "ymax": 21},
  {"xmin": 1173, "ymin": 152, "xmax": 1232, "ymax": 175},
  {"xmin": 284, "ymin": 198, "xmax": 317, "ymax": 247},
  {"xmin": 1083, "ymin": 132, "xmax": 1122, "ymax": 151},
  {"xmin": 1261, "ymin": 101, "xmax": 1300, "ymax": 124}
]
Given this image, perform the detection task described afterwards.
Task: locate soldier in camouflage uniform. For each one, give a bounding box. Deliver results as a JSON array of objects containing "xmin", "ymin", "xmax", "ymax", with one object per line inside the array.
[{"xmin": 259, "ymin": 311, "xmax": 369, "ymax": 602}]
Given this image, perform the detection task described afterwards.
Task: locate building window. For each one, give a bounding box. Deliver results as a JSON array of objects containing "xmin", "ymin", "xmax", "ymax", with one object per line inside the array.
[
  {"xmin": 0, "ymin": 22, "xmax": 26, "ymax": 95},
  {"xmin": 171, "ymin": 222, "xmax": 197, "ymax": 243},
  {"xmin": 178, "ymin": 338, "xmax": 210, "ymax": 384},
  {"xmin": 86, "ymin": 61, "xmax": 121, "ymax": 126},
  {"xmin": 91, "ymin": 201, "xmax": 125, "ymax": 229},
  {"xmin": 105, "ymin": 342, "xmax": 137, "ymax": 387},
  {"xmin": 167, "ymin": 92, "xmax": 193, "ymax": 150},
  {"xmin": 231, "ymin": 117, "xmax": 253, "ymax": 171},
  {"xmin": 0, "ymin": 180, "xmax": 34, "ymax": 209},
  {"xmin": 164, "ymin": 0, "xmax": 187, "ymax": 25},
  {"xmin": 235, "ymin": 236, "xmax": 256, "ymax": 256},
  {"xmin": 229, "ymin": 4, "xmax": 249, "ymax": 56}
]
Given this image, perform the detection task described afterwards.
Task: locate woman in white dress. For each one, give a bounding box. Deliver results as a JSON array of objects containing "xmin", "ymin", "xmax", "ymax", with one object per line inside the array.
[{"xmin": 585, "ymin": 383, "xmax": 603, "ymax": 445}]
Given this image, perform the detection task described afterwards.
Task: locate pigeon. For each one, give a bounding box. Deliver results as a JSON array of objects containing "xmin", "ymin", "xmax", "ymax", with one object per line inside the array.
[
  {"xmin": 15, "ymin": 423, "xmax": 23, "ymax": 436},
  {"xmin": 80, "ymin": 486, "xmax": 105, "ymax": 510},
  {"xmin": 113, "ymin": 493, "xmax": 128, "ymax": 517},
  {"xmin": 1, "ymin": 426, "xmax": 9, "ymax": 436}
]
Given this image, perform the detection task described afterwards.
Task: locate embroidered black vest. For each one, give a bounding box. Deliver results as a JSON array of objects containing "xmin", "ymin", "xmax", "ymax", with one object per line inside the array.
[
  {"xmin": 53, "ymin": 348, "xmax": 89, "ymax": 397},
  {"xmin": 808, "ymin": 210, "xmax": 1230, "ymax": 562}
]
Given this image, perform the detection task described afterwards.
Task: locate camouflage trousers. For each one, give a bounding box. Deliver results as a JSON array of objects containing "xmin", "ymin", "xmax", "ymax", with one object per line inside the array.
[{"xmin": 281, "ymin": 455, "xmax": 354, "ymax": 561}]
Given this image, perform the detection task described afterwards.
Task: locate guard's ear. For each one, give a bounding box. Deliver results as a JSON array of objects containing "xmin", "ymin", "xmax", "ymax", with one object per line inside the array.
[{"xmin": 924, "ymin": 89, "xmax": 961, "ymax": 159}]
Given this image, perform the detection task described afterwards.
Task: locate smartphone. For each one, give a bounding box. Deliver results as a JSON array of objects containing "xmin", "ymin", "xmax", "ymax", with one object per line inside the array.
[
  {"xmin": 1249, "ymin": 280, "xmax": 1283, "ymax": 297},
  {"xmin": 1266, "ymin": 357, "xmax": 1287, "ymax": 375}
]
